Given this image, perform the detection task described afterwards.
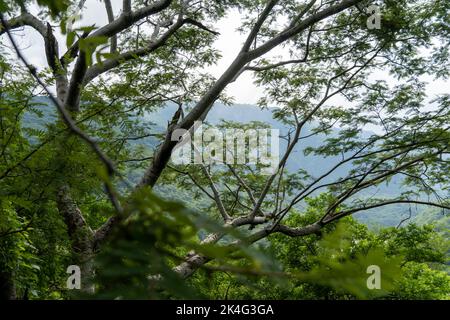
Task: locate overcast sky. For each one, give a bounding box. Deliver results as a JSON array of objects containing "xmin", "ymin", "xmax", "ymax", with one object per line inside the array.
[
  {"xmin": 3, "ymin": 0, "xmax": 267, "ymax": 104},
  {"xmin": 2, "ymin": 0, "xmax": 448, "ymax": 106}
]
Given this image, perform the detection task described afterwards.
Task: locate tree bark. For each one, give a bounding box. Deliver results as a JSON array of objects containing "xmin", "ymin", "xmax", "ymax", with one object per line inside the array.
[
  {"xmin": 0, "ymin": 271, "xmax": 16, "ymax": 300},
  {"xmin": 172, "ymin": 223, "xmax": 321, "ymax": 279},
  {"xmin": 56, "ymin": 185, "xmax": 95, "ymax": 294}
]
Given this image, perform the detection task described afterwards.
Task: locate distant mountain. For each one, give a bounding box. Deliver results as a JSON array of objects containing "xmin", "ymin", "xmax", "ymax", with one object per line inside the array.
[
  {"xmin": 145, "ymin": 103, "xmax": 354, "ymax": 180},
  {"xmin": 23, "ymin": 99, "xmax": 351, "ymax": 179},
  {"xmin": 22, "ymin": 97, "xmax": 446, "ymax": 228}
]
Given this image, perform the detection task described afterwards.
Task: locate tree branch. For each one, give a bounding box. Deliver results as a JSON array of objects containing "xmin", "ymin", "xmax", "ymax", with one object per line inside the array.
[
  {"xmin": 0, "ymin": 12, "xmax": 46, "ymax": 37},
  {"xmin": 241, "ymin": 0, "xmax": 279, "ymax": 52},
  {"xmin": 325, "ymin": 200, "xmax": 450, "ymax": 224},
  {"xmin": 172, "ymin": 221, "xmax": 320, "ymax": 279},
  {"xmin": 62, "ymin": 0, "xmax": 174, "ymax": 111},
  {"xmin": 227, "ymin": 165, "xmax": 257, "ymax": 207},
  {"xmin": 0, "ymin": 14, "xmax": 116, "ymax": 176},
  {"xmin": 104, "ymin": 0, "xmax": 117, "ymax": 53},
  {"xmin": 201, "ymin": 165, "xmax": 231, "ymax": 221},
  {"xmin": 246, "ymin": 0, "xmax": 363, "ymax": 60},
  {"xmin": 83, "ymin": 16, "xmax": 185, "ymax": 84},
  {"xmin": 138, "ymin": 0, "xmax": 363, "ymax": 190},
  {"xmin": 123, "ymin": 0, "xmax": 132, "ymax": 15}
]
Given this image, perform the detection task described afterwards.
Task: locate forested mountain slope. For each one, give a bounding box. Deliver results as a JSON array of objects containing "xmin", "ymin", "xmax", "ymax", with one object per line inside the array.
[{"xmin": 23, "ymin": 97, "xmax": 446, "ymax": 228}]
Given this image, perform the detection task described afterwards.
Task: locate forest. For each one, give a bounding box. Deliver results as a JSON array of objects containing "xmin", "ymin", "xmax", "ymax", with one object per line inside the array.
[{"xmin": 0, "ymin": 0, "xmax": 449, "ymax": 301}]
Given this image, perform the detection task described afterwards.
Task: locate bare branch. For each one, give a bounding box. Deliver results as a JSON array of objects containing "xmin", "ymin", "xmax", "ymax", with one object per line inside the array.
[
  {"xmin": 83, "ymin": 17, "xmax": 185, "ymax": 84},
  {"xmin": 288, "ymin": 0, "xmax": 317, "ymax": 29},
  {"xmin": 201, "ymin": 165, "xmax": 231, "ymax": 221},
  {"xmin": 183, "ymin": 17, "xmax": 219, "ymax": 35},
  {"xmin": 227, "ymin": 165, "xmax": 257, "ymax": 207},
  {"xmin": 325, "ymin": 200, "xmax": 450, "ymax": 224},
  {"xmin": 123, "ymin": 0, "xmax": 132, "ymax": 15},
  {"xmin": 85, "ymin": 0, "xmax": 173, "ymax": 41},
  {"xmin": 104, "ymin": 0, "xmax": 117, "ymax": 53},
  {"xmin": 62, "ymin": 0, "xmax": 174, "ymax": 111},
  {"xmin": 168, "ymin": 165, "xmax": 215, "ymax": 200},
  {"xmin": 0, "ymin": 13, "xmax": 67, "ymax": 98},
  {"xmin": 397, "ymin": 207, "xmax": 413, "ymax": 229},
  {"xmin": 245, "ymin": 26, "xmax": 313, "ymax": 72},
  {"xmin": 241, "ymin": 0, "xmax": 279, "ymax": 53},
  {"xmin": 0, "ymin": 12, "xmax": 46, "ymax": 37},
  {"xmin": 320, "ymin": 149, "xmax": 445, "ymax": 223},
  {"xmin": 246, "ymin": 0, "xmax": 363, "ymax": 60}
]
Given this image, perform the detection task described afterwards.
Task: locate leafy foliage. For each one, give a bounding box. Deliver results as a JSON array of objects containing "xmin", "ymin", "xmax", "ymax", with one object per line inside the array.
[{"xmin": 0, "ymin": 0, "xmax": 449, "ymax": 300}]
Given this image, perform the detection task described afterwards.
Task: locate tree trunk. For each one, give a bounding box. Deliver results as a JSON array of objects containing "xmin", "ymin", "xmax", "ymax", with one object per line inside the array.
[
  {"xmin": 56, "ymin": 185, "xmax": 95, "ymax": 294},
  {"xmin": 0, "ymin": 271, "xmax": 16, "ymax": 300}
]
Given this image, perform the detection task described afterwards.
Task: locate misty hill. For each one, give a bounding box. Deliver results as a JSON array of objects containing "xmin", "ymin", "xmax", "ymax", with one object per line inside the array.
[
  {"xmin": 148, "ymin": 102, "xmax": 404, "ymax": 198},
  {"xmin": 21, "ymin": 97, "xmax": 446, "ymax": 228}
]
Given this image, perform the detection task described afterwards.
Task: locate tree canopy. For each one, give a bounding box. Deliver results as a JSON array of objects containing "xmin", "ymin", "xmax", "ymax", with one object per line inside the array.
[{"xmin": 0, "ymin": 0, "xmax": 449, "ymax": 300}]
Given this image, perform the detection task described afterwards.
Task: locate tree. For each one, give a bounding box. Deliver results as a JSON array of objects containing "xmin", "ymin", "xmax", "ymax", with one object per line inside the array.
[
  {"xmin": 0, "ymin": 0, "xmax": 449, "ymax": 298},
  {"xmin": 189, "ymin": 205, "xmax": 449, "ymax": 300}
]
